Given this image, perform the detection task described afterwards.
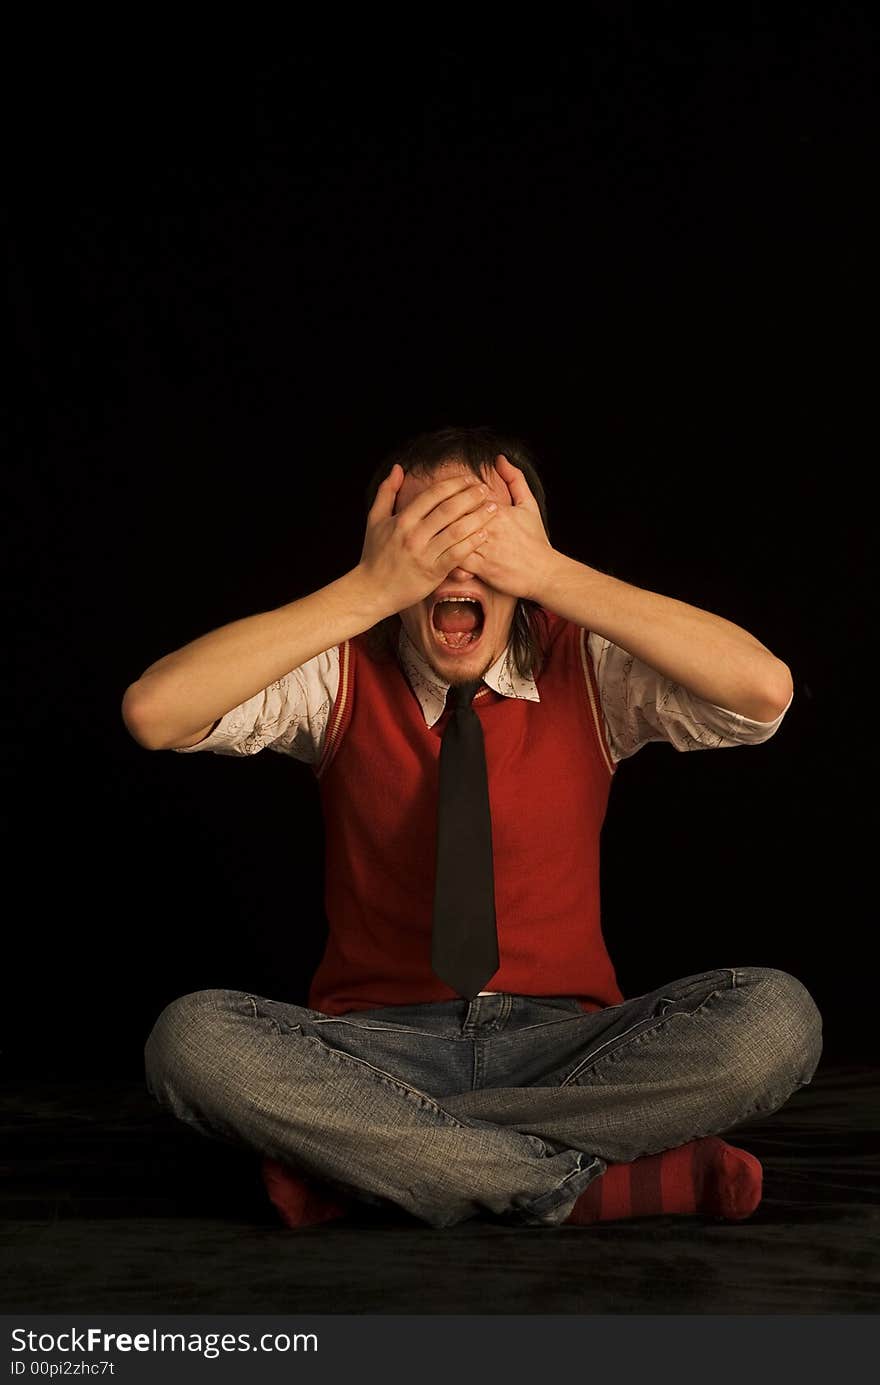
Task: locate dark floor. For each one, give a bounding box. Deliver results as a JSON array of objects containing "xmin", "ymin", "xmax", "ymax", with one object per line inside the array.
[{"xmin": 1, "ymin": 1061, "xmax": 878, "ymax": 1314}]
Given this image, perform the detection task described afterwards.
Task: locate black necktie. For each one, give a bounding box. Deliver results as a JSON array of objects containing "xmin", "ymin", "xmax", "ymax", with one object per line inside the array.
[{"xmin": 431, "ymin": 678, "xmax": 499, "ymax": 999}]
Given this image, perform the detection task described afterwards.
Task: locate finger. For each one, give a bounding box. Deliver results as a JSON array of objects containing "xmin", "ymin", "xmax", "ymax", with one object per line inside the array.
[
  {"xmin": 439, "ymin": 524, "xmax": 490, "ymax": 569},
  {"xmin": 429, "ymin": 497, "xmax": 499, "ymax": 565},
  {"xmin": 404, "ymin": 473, "xmax": 487, "ymax": 529},
  {"xmin": 494, "ymin": 454, "xmax": 539, "ymax": 512},
  {"xmin": 371, "ymin": 463, "xmax": 402, "ymax": 520}
]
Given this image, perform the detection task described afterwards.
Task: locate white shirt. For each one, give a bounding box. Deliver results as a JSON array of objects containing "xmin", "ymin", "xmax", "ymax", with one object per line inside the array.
[{"xmin": 174, "ymin": 621, "xmax": 793, "ymax": 765}]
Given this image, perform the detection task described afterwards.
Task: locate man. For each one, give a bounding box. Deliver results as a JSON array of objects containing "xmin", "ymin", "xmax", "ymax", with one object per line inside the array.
[{"xmin": 124, "ymin": 425, "xmax": 822, "ymax": 1230}]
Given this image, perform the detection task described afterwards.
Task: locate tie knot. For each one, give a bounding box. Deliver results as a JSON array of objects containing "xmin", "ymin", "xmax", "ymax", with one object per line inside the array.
[{"xmin": 448, "ymin": 678, "xmax": 482, "ymax": 711}]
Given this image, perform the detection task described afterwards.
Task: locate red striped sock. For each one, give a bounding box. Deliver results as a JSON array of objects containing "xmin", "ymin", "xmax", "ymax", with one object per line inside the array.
[
  {"xmin": 260, "ymin": 1156, "xmax": 355, "ymax": 1228},
  {"xmin": 564, "ymin": 1136, "xmax": 763, "ymax": 1224}
]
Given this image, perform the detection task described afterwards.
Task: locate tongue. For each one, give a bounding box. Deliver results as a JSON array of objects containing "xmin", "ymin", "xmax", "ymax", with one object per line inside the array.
[{"xmin": 434, "ymin": 601, "xmax": 479, "ymax": 634}]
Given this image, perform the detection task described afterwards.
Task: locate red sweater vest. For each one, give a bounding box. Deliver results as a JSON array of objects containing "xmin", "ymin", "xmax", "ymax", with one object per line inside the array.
[{"xmin": 307, "ymin": 610, "xmax": 624, "ymax": 1017}]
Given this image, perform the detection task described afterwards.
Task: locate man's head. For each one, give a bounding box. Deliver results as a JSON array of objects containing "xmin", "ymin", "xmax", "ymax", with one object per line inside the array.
[
  {"xmin": 391, "ymin": 455, "xmax": 518, "ymax": 686},
  {"xmin": 361, "ymin": 425, "xmax": 553, "ymax": 684}
]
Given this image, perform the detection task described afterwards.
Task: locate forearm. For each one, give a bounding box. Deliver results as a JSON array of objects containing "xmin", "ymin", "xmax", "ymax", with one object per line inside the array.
[
  {"xmin": 122, "ymin": 565, "xmax": 392, "ymax": 750},
  {"xmin": 536, "ymin": 552, "xmax": 793, "ymax": 721}
]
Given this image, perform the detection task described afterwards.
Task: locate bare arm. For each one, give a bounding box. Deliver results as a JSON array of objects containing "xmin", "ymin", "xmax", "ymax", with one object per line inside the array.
[
  {"xmin": 121, "ymin": 565, "xmax": 391, "ymax": 751},
  {"xmin": 535, "ymin": 553, "xmax": 793, "ymax": 722}
]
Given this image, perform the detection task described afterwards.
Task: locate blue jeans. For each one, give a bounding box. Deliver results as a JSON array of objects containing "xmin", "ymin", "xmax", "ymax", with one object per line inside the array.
[{"xmin": 144, "ymin": 965, "xmax": 823, "ymax": 1228}]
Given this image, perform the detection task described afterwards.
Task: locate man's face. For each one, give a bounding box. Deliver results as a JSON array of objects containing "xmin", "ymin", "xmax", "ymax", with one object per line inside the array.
[{"xmin": 392, "ymin": 459, "xmax": 518, "ymax": 686}]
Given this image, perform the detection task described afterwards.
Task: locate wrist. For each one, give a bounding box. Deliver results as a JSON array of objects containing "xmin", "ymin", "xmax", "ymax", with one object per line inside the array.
[
  {"xmin": 347, "ymin": 564, "xmax": 398, "ymax": 624},
  {"xmin": 529, "ymin": 548, "xmax": 574, "ymax": 607}
]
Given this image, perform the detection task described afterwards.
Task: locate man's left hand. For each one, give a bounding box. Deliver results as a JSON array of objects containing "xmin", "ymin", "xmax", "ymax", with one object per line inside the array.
[{"xmin": 463, "ymin": 454, "xmax": 560, "ymax": 602}]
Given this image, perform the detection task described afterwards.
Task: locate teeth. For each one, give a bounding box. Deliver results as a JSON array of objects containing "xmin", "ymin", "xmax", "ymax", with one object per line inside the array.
[
  {"xmin": 436, "ymin": 597, "xmax": 480, "ymax": 604},
  {"xmin": 435, "ymin": 629, "xmax": 479, "ymax": 646}
]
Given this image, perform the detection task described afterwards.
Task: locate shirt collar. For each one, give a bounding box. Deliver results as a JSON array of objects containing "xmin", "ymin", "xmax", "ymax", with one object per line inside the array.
[{"xmin": 397, "ymin": 622, "xmax": 540, "ymax": 728}]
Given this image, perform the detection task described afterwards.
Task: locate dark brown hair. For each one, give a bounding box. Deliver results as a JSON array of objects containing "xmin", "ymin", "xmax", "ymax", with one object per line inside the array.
[{"xmin": 360, "ymin": 424, "xmax": 553, "ymax": 680}]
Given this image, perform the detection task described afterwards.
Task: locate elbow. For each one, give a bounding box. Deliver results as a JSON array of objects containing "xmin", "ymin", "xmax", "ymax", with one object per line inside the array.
[
  {"xmin": 761, "ymin": 661, "xmax": 795, "ymax": 720},
  {"xmin": 121, "ymin": 683, "xmax": 162, "ymax": 750}
]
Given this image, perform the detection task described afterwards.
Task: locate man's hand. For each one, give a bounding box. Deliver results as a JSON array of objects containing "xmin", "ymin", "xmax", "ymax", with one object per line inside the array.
[{"xmin": 464, "ymin": 454, "xmax": 560, "ymax": 602}]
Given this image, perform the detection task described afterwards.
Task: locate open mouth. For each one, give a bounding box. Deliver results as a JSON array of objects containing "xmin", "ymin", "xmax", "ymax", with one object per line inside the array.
[{"xmin": 430, "ymin": 597, "xmax": 485, "ymax": 652}]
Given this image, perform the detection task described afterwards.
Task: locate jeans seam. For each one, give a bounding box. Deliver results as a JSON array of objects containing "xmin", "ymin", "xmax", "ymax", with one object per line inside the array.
[
  {"xmin": 306, "ymin": 1018, "xmax": 464, "ymax": 1041},
  {"xmin": 298, "ymin": 1032, "xmax": 476, "ymax": 1129},
  {"xmin": 558, "ymin": 1014, "xmax": 661, "ymax": 1087},
  {"xmin": 510, "ymin": 1016, "xmax": 587, "ymax": 1033},
  {"xmin": 558, "ymin": 985, "xmax": 728, "ymax": 1087}
]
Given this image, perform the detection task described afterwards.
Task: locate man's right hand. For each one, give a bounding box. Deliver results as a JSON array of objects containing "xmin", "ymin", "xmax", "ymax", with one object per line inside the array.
[{"xmin": 358, "ymin": 466, "xmax": 501, "ymax": 613}]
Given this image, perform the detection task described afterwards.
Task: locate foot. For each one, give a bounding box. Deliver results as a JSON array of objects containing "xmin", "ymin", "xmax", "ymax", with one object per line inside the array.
[
  {"xmin": 565, "ymin": 1136, "xmax": 763, "ymax": 1224},
  {"xmin": 259, "ymin": 1156, "xmax": 355, "ymax": 1228}
]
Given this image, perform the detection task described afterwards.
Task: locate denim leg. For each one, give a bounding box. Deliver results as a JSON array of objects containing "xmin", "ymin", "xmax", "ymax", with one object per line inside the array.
[
  {"xmin": 143, "ymin": 988, "xmax": 599, "ymax": 1229},
  {"xmin": 440, "ymin": 967, "xmax": 824, "ymax": 1170}
]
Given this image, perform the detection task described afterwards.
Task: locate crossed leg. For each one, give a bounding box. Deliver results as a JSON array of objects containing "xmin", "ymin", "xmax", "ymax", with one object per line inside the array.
[{"xmin": 144, "ymin": 966, "xmax": 822, "ymax": 1228}]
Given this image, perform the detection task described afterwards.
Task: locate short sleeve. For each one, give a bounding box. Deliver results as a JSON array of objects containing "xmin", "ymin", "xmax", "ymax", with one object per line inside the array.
[
  {"xmin": 172, "ymin": 646, "xmax": 341, "ymax": 763},
  {"xmin": 587, "ymin": 632, "xmax": 793, "ymax": 763}
]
